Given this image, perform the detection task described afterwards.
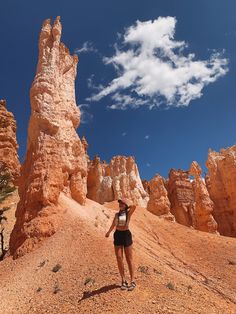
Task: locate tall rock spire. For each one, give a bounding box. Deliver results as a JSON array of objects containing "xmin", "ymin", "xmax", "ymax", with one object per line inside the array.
[
  {"xmin": 0, "ymin": 99, "xmax": 20, "ymax": 184},
  {"xmin": 206, "ymin": 146, "xmax": 236, "ymax": 237},
  {"xmin": 10, "ymin": 17, "xmax": 88, "ymax": 258},
  {"xmin": 189, "ymin": 161, "xmax": 218, "ymax": 233}
]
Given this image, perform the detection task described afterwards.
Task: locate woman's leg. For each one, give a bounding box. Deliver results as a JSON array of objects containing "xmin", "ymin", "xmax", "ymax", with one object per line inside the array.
[
  {"xmin": 124, "ymin": 244, "xmax": 134, "ymax": 282},
  {"xmin": 114, "ymin": 245, "xmax": 125, "ymax": 282}
]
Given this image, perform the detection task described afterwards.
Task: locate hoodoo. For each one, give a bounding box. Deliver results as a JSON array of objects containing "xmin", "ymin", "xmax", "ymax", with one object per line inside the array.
[
  {"xmin": 167, "ymin": 169, "xmax": 194, "ymax": 227},
  {"xmin": 206, "ymin": 147, "xmax": 236, "ymax": 237},
  {"xmin": 9, "ymin": 17, "xmax": 88, "ymax": 258},
  {"xmin": 147, "ymin": 174, "xmax": 175, "ymax": 221},
  {"xmin": 189, "ymin": 161, "xmax": 218, "ymax": 233},
  {"xmin": 87, "ymin": 155, "xmax": 149, "ymax": 206},
  {"xmin": 0, "ymin": 99, "xmax": 20, "ymax": 184}
]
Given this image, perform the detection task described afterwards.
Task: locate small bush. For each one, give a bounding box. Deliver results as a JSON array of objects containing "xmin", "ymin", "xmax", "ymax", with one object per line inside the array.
[
  {"xmin": 153, "ymin": 268, "xmax": 162, "ymax": 275},
  {"xmin": 84, "ymin": 277, "xmax": 95, "ymax": 286},
  {"xmin": 166, "ymin": 282, "xmax": 175, "ymax": 290},
  {"xmin": 53, "ymin": 283, "xmax": 60, "ymax": 294},
  {"xmin": 38, "ymin": 260, "xmax": 46, "ymax": 268},
  {"xmin": 138, "ymin": 265, "xmax": 149, "ymax": 274},
  {"xmin": 52, "ymin": 264, "xmax": 62, "ymax": 273}
]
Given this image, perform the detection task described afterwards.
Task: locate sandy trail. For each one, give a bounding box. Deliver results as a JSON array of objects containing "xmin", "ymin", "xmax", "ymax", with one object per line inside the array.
[{"xmin": 0, "ymin": 193, "xmax": 235, "ymax": 313}]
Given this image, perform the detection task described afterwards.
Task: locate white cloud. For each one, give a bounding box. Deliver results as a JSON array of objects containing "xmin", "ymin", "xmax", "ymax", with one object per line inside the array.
[
  {"xmin": 122, "ymin": 132, "xmax": 127, "ymax": 136},
  {"xmin": 109, "ymin": 92, "xmax": 148, "ymax": 110},
  {"xmin": 78, "ymin": 104, "xmax": 93, "ymax": 124},
  {"xmin": 146, "ymin": 162, "xmax": 151, "ymax": 167},
  {"xmin": 74, "ymin": 41, "xmax": 97, "ymax": 54},
  {"xmin": 89, "ymin": 17, "xmax": 228, "ymax": 110},
  {"xmin": 144, "ymin": 135, "xmax": 150, "ymax": 140}
]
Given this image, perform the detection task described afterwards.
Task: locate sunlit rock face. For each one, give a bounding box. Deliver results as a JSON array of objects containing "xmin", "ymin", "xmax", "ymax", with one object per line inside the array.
[
  {"xmin": 10, "ymin": 17, "xmax": 88, "ymax": 258},
  {"xmin": 87, "ymin": 155, "xmax": 149, "ymax": 206},
  {"xmin": 167, "ymin": 169, "xmax": 195, "ymax": 227},
  {"xmin": 206, "ymin": 147, "xmax": 236, "ymax": 237},
  {"xmin": 189, "ymin": 161, "xmax": 218, "ymax": 233},
  {"xmin": 147, "ymin": 174, "xmax": 175, "ymax": 221},
  {"xmin": 0, "ymin": 99, "xmax": 20, "ymax": 184}
]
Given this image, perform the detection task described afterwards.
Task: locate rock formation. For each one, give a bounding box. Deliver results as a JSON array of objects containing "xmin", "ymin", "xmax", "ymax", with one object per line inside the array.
[
  {"xmin": 87, "ymin": 156, "xmax": 113, "ymax": 204},
  {"xmin": 147, "ymin": 174, "xmax": 175, "ymax": 221},
  {"xmin": 142, "ymin": 180, "xmax": 150, "ymax": 194},
  {"xmin": 167, "ymin": 169, "xmax": 194, "ymax": 227},
  {"xmin": 9, "ymin": 17, "xmax": 87, "ymax": 258},
  {"xmin": 189, "ymin": 161, "xmax": 218, "ymax": 233},
  {"xmin": 87, "ymin": 155, "xmax": 149, "ymax": 206},
  {"xmin": 0, "ymin": 100, "xmax": 20, "ymax": 184},
  {"xmin": 206, "ymin": 147, "xmax": 236, "ymax": 237}
]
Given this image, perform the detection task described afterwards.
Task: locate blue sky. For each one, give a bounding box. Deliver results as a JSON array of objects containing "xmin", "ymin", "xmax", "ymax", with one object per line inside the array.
[{"xmin": 1, "ymin": 0, "xmax": 236, "ymax": 180}]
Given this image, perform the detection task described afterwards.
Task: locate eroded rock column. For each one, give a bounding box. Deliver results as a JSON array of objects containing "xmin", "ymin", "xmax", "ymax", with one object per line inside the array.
[
  {"xmin": 206, "ymin": 147, "xmax": 236, "ymax": 237},
  {"xmin": 189, "ymin": 161, "xmax": 218, "ymax": 233},
  {"xmin": 147, "ymin": 174, "xmax": 175, "ymax": 221},
  {"xmin": 0, "ymin": 100, "xmax": 20, "ymax": 184},
  {"xmin": 87, "ymin": 155, "xmax": 148, "ymax": 206},
  {"xmin": 167, "ymin": 169, "xmax": 194, "ymax": 226},
  {"xmin": 10, "ymin": 17, "xmax": 87, "ymax": 258}
]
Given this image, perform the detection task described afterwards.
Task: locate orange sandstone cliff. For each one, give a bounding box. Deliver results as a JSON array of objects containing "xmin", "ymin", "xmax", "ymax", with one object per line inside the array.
[
  {"xmin": 87, "ymin": 155, "xmax": 149, "ymax": 206},
  {"xmin": 0, "ymin": 100, "xmax": 20, "ymax": 184},
  {"xmin": 206, "ymin": 147, "xmax": 236, "ymax": 237},
  {"xmin": 167, "ymin": 169, "xmax": 194, "ymax": 227},
  {"xmin": 146, "ymin": 174, "xmax": 175, "ymax": 221},
  {"xmin": 9, "ymin": 17, "xmax": 87, "ymax": 258},
  {"xmin": 189, "ymin": 161, "xmax": 218, "ymax": 233}
]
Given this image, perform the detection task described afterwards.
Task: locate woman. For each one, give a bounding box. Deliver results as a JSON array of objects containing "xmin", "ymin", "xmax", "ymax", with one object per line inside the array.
[{"xmin": 105, "ymin": 198, "xmax": 136, "ymax": 291}]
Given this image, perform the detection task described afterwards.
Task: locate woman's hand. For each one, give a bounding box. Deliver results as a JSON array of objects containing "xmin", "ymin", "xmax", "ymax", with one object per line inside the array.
[{"xmin": 105, "ymin": 231, "xmax": 110, "ymax": 237}]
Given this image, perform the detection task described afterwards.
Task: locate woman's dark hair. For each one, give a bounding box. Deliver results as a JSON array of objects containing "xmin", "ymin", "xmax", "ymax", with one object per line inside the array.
[{"xmin": 118, "ymin": 199, "xmax": 129, "ymax": 210}]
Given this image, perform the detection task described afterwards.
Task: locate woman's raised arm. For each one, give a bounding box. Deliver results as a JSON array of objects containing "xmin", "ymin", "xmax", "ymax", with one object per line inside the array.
[{"xmin": 128, "ymin": 205, "xmax": 136, "ymax": 217}]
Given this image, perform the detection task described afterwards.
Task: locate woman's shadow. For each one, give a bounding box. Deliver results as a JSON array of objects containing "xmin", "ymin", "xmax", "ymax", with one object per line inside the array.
[{"xmin": 78, "ymin": 284, "xmax": 120, "ymax": 302}]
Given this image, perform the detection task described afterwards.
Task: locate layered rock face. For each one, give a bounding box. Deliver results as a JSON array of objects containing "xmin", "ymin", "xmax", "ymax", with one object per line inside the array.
[
  {"xmin": 87, "ymin": 156, "xmax": 149, "ymax": 206},
  {"xmin": 142, "ymin": 180, "xmax": 150, "ymax": 194},
  {"xmin": 147, "ymin": 174, "xmax": 175, "ymax": 221},
  {"xmin": 167, "ymin": 169, "xmax": 194, "ymax": 227},
  {"xmin": 206, "ymin": 147, "xmax": 236, "ymax": 237},
  {"xmin": 10, "ymin": 17, "xmax": 87, "ymax": 258},
  {"xmin": 87, "ymin": 156, "xmax": 113, "ymax": 204},
  {"xmin": 0, "ymin": 100, "xmax": 20, "ymax": 184},
  {"xmin": 189, "ymin": 161, "xmax": 218, "ymax": 233}
]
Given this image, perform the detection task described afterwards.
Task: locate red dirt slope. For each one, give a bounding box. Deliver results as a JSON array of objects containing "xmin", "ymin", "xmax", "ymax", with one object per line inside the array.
[{"xmin": 0, "ymin": 193, "xmax": 235, "ymax": 314}]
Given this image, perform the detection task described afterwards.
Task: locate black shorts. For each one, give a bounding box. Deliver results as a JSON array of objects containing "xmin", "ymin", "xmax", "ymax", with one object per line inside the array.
[{"xmin": 113, "ymin": 229, "xmax": 133, "ymax": 247}]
